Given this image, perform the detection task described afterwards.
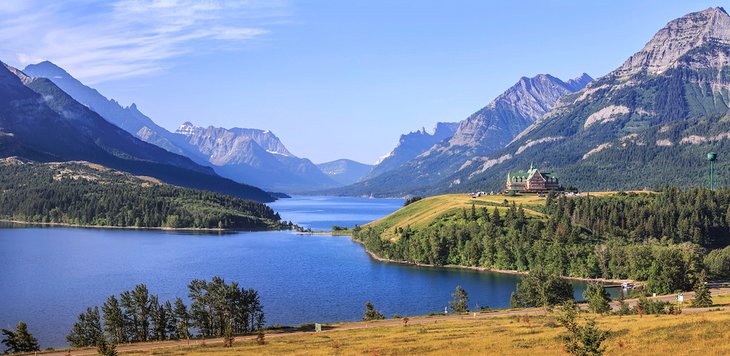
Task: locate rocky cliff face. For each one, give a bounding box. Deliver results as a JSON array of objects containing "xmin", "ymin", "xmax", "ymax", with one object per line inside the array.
[
  {"xmin": 366, "ymin": 122, "xmax": 458, "ymax": 179},
  {"xmin": 175, "ymin": 122, "xmax": 292, "ymax": 165},
  {"xmin": 447, "ymin": 74, "xmax": 591, "ymax": 151},
  {"xmin": 176, "ymin": 122, "xmax": 338, "ymax": 192},
  {"xmin": 616, "ymin": 7, "xmax": 730, "ymax": 76}
]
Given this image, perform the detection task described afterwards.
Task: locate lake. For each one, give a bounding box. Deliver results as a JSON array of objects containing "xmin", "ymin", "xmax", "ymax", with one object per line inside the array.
[{"xmin": 0, "ymin": 195, "xmax": 592, "ymax": 348}]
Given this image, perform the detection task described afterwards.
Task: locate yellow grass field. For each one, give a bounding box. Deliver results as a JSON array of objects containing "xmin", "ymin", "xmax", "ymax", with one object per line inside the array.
[{"xmin": 123, "ymin": 305, "xmax": 730, "ymax": 355}]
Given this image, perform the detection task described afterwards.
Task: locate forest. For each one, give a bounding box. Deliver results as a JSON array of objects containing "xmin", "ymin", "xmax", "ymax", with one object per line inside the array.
[
  {"xmin": 354, "ymin": 188, "xmax": 730, "ymax": 294},
  {"xmin": 0, "ymin": 161, "xmax": 291, "ymax": 230}
]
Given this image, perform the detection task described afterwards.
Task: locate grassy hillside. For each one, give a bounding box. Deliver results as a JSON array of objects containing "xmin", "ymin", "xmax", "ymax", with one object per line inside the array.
[
  {"xmin": 353, "ymin": 189, "xmax": 730, "ymax": 293},
  {"xmin": 362, "ymin": 192, "xmax": 621, "ymax": 241},
  {"xmin": 124, "ymin": 297, "xmax": 730, "ymax": 355}
]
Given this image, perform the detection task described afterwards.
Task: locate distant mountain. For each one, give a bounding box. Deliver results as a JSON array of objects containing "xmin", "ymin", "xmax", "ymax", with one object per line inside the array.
[
  {"xmin": 23, "ymin": 61, "xmax": 336, "ymax": 193},
  {"xmin": 176, "ymin": 122, "xmax": 339, "ymax": 192},
  {"xmin": 366, "ymin": 122, "xmax": 459, "ymax": 179},
  {"xmin": 0, "ymin": 62, "xmax": 274, "ymax": 202},
  {"xmin": 328, "ymin": 73, "xmax": 591, "ymax": 197},
  {"xmin": 22, "ymin": 61, "xmax": 208, "ymax": 164},
  {"xmin": 317, "ymin": 159, "xmax": 374, "ymax": 185},
  {"xmin": 451, "ymin": 7, "xmax": 730, "ymax": 192}
]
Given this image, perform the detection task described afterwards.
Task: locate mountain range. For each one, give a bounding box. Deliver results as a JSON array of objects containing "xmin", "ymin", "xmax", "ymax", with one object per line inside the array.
[
  {"xmin": 174, "ymin": 122, "xmax": 340, "ymax": 192},
  {"xmin": 22, "ymin": 61, "xmax": 358, "ymax": 193},
  {"xmin": 325, "ymin": 72, "xmax": 592, "ymax": 196},
  {"xmin": 6, "ymin": 7, "xmax": 730, "ymax": 199},
  {"xmin": 0, "ymin": 62, "xmax": 274, "ymax": 202}
]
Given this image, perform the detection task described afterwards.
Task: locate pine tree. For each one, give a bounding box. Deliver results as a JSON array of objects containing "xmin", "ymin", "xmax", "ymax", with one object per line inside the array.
[
  {"xmin": 173, "ymin": 298, "xmax": 191, "ymax": 340},
  {"xmin": 583, "ymin": 283, "xmax": 611, "ymax": 314},
  {"xmin": 1, "ymin": 321, "xmax": 40, "ymax": 353},
  {"xmin": 67, "ymin": 307, "xmax": 103, "ymax": 348},
  {"xmin": 449, "ymin": 285, "xmax": 469, "ymax": 313},
  {"xmin": 102, "ymin": 295, "xmax": 127, "ymax": 344},
  {"xmin": 692, "ymin": 270, "xmax": 713, "ymax": 307},
  {"xmin": 363, "ymin": 302, "xmax": 385, "ymax": 321}
]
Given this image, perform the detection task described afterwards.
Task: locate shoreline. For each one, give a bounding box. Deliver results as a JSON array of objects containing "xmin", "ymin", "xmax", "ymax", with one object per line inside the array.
[
  {"xmin": 0, "ymin": 219, "xmax": 282, "ymax": 233},
  {"xmin": 350, "ymin": 238, "xmax": 636, "ymax": 285}
]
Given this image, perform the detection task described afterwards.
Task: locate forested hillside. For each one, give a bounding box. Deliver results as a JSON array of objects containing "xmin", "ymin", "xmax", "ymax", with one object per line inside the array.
[
  {"xmin": 0, "ymin": 159, "xmax": 290, "ymax": 230},
  {"xmin": 355, "ymin": 189, "xmax": 730, "ymax": 294}
]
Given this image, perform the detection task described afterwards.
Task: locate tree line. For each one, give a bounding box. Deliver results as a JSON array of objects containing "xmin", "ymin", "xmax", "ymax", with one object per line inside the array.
[
  {"xmin": 354, "ymin": 188, "xmax": 730, "ymax": 294},
  {"xmin": 66, "ymin": 277, "xmax": 264, "ymax": 350},
  {"xmin": 0, "ymin": 162, "xmax": 291, "ymax": 230}
]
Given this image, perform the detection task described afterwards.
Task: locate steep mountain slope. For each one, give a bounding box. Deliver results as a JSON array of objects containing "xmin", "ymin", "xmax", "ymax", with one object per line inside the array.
[
  {"xmin": 329, "ymin": 73, "xmax": 591, "ymax": 197},
  {"xmin": 366, "ymin": 122, "xmax": 458, "ymax": 179},
  {"xmin": 0, "ymin": 62, "xmax": 274, "ymax": 202},
  {"xmin": 22, "ymin": 61, "xmax": 207, "ymax": 164},
  {"xmin": 23, "ymin": 61, "xmax": 337, "ymax": 192},
  {"xmin": 175, "ymin": 122, "xmax": 339, "ymax": 192},
  {"xmin": 317, "ymin": 159, "xmax": 374, "ymax": 185},
  {"xmin": 453, "ymin": 7, "xmax": 730, "ymax": 192}
]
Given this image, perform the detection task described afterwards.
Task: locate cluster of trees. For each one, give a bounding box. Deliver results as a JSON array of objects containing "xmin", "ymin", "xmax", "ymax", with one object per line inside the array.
[
  {"xmin": 1, "ymin": 321, "xmax": 40, "ymax": 354},
  {"xmin": 0, "ymin": 162, "xmax": 290, "ymax": 230},
  {"xmin": 403, "ymin": 196, "xmax": 423, "ymax": 207},
  {"xmin": 355, "ymin": 188, "xmax": 730, "ymax": 294},
  {"xmin": 67, "ymin": 277, "xmax": 264, "ymax": 349}
]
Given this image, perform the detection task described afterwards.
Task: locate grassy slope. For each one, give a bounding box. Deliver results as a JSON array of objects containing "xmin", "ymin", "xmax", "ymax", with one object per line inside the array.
[
  {"xmin": 125, "ymin": 295, "xmax": 730, "ymax": 355},
  {"xmin": 363, "ymin": 191, "xmax": 648, "ymax": 241}
]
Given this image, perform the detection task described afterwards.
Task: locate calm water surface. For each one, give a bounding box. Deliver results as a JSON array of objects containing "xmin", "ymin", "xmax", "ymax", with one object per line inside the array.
[{"xmin": 0, "ymin": 195, "xmax": 591, "ymax": 348}]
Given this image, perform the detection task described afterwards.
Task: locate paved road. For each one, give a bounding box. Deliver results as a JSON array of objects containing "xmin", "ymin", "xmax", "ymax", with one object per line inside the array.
[{"xmin": 38, "ymin": 287, "xmax": 730, "ymax": 356}]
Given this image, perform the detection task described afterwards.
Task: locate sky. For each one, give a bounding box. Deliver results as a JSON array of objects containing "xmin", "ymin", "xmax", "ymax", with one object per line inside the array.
[{"xmin": 0, "ymin": 0, "xmax": 728, "ymax": 164}]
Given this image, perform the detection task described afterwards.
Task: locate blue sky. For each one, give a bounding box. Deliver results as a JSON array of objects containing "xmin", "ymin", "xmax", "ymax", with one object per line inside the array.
[{"xmin": 1, "ymin": 1, "xmax": 728, "ymax": 163}]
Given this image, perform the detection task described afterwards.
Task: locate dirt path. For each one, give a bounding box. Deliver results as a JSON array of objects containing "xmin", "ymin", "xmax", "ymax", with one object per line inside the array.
[{"xmin": 39, "ymin": 287, "xmax": 730, "ymax": 355}]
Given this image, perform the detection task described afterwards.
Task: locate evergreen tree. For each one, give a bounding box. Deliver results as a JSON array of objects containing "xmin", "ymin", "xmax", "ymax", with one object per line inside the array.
[
  {"xmin": 102, "ymin": 295, "xmax": 127, "ymax": 344},
  {"xmin": 96, "ymin": 336, "xmax": 118, "ymax": 356},
  {"xmin": 67, "ymin": 307, "xmax": 103, "ymax": 348},
  {"xmin": 1, "ymin": 321, "xmax": 40, "ymax": 353},
  {"xmin": 363, "ymin": 302, "xmax": 385, "ymax": 321},
  {"xmin": 511, "ymin": 267, "xmax": 574, "ymax": 308},
  {"xmin": 558, "ymin": 301, "xmax": 608, "ymax": 355},
  {"xmin": 173, "ymin": 298, "xmax": 191, "ymax": 340},
  {"xmin": 449, "ymin": 285, "xmax": 469, "ymax": 313},
  {"xmin": 692, "ymin": 270, "xmax": 713, "ymax": 307},
  {"xmin": 583, "ymin": 283, "xmax": 611, "ymax": 314}
]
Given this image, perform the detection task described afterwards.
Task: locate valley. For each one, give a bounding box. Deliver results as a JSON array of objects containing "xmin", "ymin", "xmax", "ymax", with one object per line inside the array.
[{"xmin": 4, "ymin": 4, "xmax": 730, "ymax": 356}]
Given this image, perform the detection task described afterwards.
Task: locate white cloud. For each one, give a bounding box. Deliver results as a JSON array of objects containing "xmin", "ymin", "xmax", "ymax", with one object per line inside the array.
[{"xmin": 0, "ymin": 0, "xmax": 287, "ymax": 83}]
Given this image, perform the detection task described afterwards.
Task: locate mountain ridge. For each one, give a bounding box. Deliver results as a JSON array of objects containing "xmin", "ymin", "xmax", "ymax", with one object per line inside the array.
[{"xmin": 0, "ymin": 62, "xmax": 275, "ymax": 202}]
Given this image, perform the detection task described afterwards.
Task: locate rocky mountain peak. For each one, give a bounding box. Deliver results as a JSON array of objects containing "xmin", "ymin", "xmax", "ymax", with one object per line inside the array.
[
  {"xmin": 448, "ymin": 73, "xmax": 591, "ymax": 148},
  {"xmin": 616, "ymin": 7, "xmax": 730, "ymax": 76},
  {"xmin": 175, "ymin": 121, "xmax": 198, "ymax": 136},
  {"xmin": 23, "ymin": 61, "xmax": 70, "ymax": 79}
]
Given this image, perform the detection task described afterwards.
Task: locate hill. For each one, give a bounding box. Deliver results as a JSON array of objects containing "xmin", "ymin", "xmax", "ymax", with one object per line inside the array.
[
  {"xmin": 0, "ymin": 158, "xmax": 289, "ymax": 230},
  {"xmin": 354, "ymin": 188, "xmax": 730, "ymax": 293}
]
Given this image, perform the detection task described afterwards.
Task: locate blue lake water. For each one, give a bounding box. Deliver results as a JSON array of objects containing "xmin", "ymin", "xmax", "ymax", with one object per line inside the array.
[{"xmin": 0, "ymin": 195, "xmax": 592, "ymax": 348}]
